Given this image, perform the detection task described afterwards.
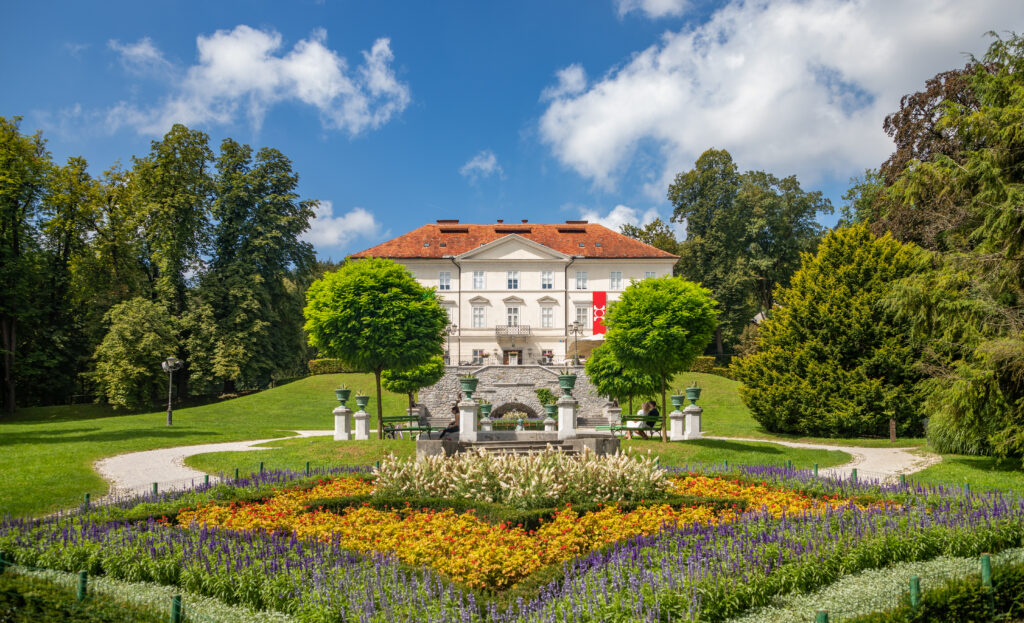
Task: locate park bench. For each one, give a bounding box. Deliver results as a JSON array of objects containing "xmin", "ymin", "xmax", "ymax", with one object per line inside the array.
[
  {"xmin": 381, "ymin": 415, "xmax": 444, "ymax": 439},
  {"xmin": 598, "ymin": 414, "xmax": 663, "ymax": 438}
]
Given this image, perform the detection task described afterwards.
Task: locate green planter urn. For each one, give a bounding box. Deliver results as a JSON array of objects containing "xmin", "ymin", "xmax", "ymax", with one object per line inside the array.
[
  {"xmin": 334, "ymin": 388, "xmax": 351, "ymax": 406},
  {"xmin": 355, "ymin": 395, "xmax": 370, "ymax": 410},
  {"xmin": 685, "ymin": 386, "xmax": 702, "ymax": 405},
  {"xmin": 670, "ymin": 394, "xmax": 685, "ymax": 409},
  {"xmin": 479, "ymin": 403, "xmax": 492, "ymax": 418},
  {"xmin": 557, "ymin": 374, "xmax": 577, "ymax": 396},
  {"xmin": 544, "ymin": 404, "xmax": 558, "ymax": 418},
  {"xmin": 459, "ymin": 377, "xmax": 479, "ymax": 399}
]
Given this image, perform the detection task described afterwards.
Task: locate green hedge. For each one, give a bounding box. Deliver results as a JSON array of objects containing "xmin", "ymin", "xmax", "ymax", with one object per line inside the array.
[
  {"xmin": 0, "ymin": 571, "xmax": 165, "ymax": 622},
  {"xmin": 850, "ymin": 559, "xmax": 1024, "ymax": 622},
  {"xmin": 690, "ymin": 356, "xmax": 715, "ymax": 373},
  {"xmin": 303, "ymin": 494, "xmax": 747, "ymax": 532},
  {"xmin": 710, "ymin": 366, "xmax": 736, "ymax": 380},
  {"xmin": 308, "ymin": 358, "xmax": 364, "ymax": 374}
]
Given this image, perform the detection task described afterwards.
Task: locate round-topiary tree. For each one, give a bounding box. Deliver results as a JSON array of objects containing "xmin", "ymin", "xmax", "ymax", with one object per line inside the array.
[
  {"xmin": 733, "ymin": 225, "xmax": 927, "ymax": 437},
  {"xmin": 605, "ymin": 277, "xmax": 718, "ymax": 441},
  {"xmin": 585, "ymin": 344, "xmax": 659, "ymax": 416},
  {"xmin": 303, "ymin": 258, "xmax": 448, "ymax": 438},
  {"xmin": 382, "ymin": 355, "xmax": 445, "ymax": 410}
]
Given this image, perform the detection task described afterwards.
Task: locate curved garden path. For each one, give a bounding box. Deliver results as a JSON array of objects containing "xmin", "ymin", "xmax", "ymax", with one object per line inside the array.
[
  {"xmin": 93, "ymin": 430, "xmax": 942, "ymax": 499},
  {"xmin": 705, "ymin": 435, "xmax": 941, "ymax": 482}
]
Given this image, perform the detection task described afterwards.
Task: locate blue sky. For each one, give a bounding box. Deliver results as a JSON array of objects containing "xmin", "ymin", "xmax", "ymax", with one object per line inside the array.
[{"xmin": 4, "ymin": 0, "xmax": 1024, "ymax": 259}]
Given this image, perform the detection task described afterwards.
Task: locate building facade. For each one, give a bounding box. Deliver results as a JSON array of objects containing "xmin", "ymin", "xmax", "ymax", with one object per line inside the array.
[{"xmin": 349, "ymin": 219, "xmax": 678, "ymax": 365}]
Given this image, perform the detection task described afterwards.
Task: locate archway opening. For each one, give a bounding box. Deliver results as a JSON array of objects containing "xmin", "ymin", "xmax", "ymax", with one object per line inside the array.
[{"xmin": 490, "ymin": 402, "xmax": 540, "ymax": 419}]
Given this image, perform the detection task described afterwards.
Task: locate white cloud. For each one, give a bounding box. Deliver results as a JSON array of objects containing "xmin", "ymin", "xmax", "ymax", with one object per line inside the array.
[
  {"xmin": 459, "ymin": 149, "xmax": 503, "ymax": 181},
  {"xmin": 540, "ymin": 64, "xmax": 587, "ymax": 101},
  {"xmin": 301, "ymin": 202, "xmax": 385, "ymax": 253},
  {"xmin": 109, "ymin": 37, "xmax": 175, "ymax": 77},
  {"xmin": 106, "ymin": 25, "xmax": 410, "ymax": 136},
  {"xmin": 579, "ymin": 204, "xmax": 662, "ymax": 232},
  {"xmin": 541, "ymin": 0, "xmax": 1024, "ymax": 193},
  {"xmin": 616, "ymin": 0, "xmax": 690, "ymax": 19}
]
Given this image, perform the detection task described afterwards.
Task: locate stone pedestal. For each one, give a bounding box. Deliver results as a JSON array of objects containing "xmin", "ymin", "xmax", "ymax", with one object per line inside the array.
[
  {"xmin": 543, "ymin": 417, "xmax": 556, "ymax": 432},
  {"xmin": 459, "ymin": 400, "xmax": 479, "ymax": 442},
  {"xmin": 479, "ymin": 417, "xmax": 493, "ymax": 432},
  {"xmin": 683, "ymin": 404, "xmax": 702, "ymax": 440},
  {"xmin": 557, "ymin": 396, "xmax": 578, "ymax": 440},
  {"xmin": 668, "ymin": 409, "xmax": 685, "ymax": 441},
  {"xmin": 333, "ymin": 406, "xmax": 352, "ymax": 441},
  {"xmin": 604, "ymin": 404, "xmax": 622, "ymax": 427},
  {"xmin": 353, "ymin": 409, "xmax": 370, "ymax": 441}
]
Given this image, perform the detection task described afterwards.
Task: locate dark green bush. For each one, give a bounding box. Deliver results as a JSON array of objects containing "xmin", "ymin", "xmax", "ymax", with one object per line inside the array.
[
  {"xmin": 689, "ymin": 356, "xmax": 715, "ymax": 373},
  {"xmin": 308, "ymin": 358, "xmax": 363, "ymax": 374},
  {"xmin": 849, "ymin": 559, "xmax": 1024, "ymax": 622},
  {"xmin": 710, "ymin": 366, "xmax": 735, "ymax": 380},
  {"xmin": 0, "ymin": 571, "xmax": 165, "ymax": 622}
]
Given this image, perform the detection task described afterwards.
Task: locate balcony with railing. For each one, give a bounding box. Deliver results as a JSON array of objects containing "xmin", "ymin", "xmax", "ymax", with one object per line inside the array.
[{"xmin": 495, "ymin": 324, "xmax": 531, "ymax": 337}]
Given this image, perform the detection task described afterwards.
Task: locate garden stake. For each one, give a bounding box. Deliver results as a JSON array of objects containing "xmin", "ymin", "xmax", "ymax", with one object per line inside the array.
[
  {"xmin": 981, "ymin": 553, "xmax": 992, "ymax": 587},
  {"xmin": 77, "ymin": 570, "xmax": 87, "ymax": 602},
  {"xmin": 204, "ymin": 474, "xmax": 209, "ymax": 486},
  {"xmin": 152, "ymin": 482, "xmax": 158, "ymax": 496},
  {"xmin": 234, "ymin": 468, "xmax": 240, "ymax": 480},
  {"xmin": 815, "ymin": 610, "xmax": 828, "ymax": 623},
  {"xmin": 909, "ymin": 576, "xmax": 920, "ymax": 609},
  {"xmin": 305, "ymin": 461, "xmax": 310, "ymax": 476},
  {"xmin": 259, "ymin": 461, "xmax": 264, "ymax": 474},
  {"xmin": 0, "ymin": 556, "xmax": 8, "ymax": 574},
  {"xmin": 851, "ymin": 468, "xmax": 857, "ymax": 483},
  {"xmin": 83, "ymin": 493, "xmax": 90, "ymax": 509},
  {"xmin": 900, "ymin": 473, "xmax": 906, "ymax": 486},
  {"xmin": 375, "ymin": 460, "xmax": 380, "ymax": 470},
  {"xmin": 170, "ymin": 594, "xmax": 182, "ymax": 623},
  {"xmin": 813, "ymin": 463, "xmax": 818, "ymax": 477}
]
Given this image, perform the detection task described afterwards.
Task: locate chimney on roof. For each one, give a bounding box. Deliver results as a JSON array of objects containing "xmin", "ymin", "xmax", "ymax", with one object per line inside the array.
[
  {"xmin": 497, "ymin": 219, "xmax": 504, "ymax": 224},
  {"xmin": 521, "ymin": 219, "xmax": 528, "ymax": 223},
  {"xmin": 565, "ymin": 220, "xmax": 589, "ymax": 224},
  {"xmin": 436, "ymin": 219, "xmax": 459, "ymax": 224}
]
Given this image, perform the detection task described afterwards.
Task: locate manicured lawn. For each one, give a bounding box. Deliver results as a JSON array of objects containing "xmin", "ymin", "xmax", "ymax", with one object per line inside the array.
[
  {"xmin": 684, "ymin": 372, "xmax": 926, "ymax": 449},
  {"xmin": 184, "ymin": 436, "xmax": 850, "ymax": 476},
  {"xmin": 910, "ymin": 454, "xmax": 1024, "ymax": 492},
  {"xmin": 0, "ymin": 373, "xmax": 405, "ymax": 517}
]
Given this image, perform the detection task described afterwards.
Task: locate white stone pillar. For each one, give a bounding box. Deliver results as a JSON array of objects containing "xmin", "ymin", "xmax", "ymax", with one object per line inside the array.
[
  {"xmin": 604, "ymin": 404, "xmax": 622, "ymax": 427},
  {"xmin": 557, "ymin": 395, "xmax": 578, "ymax": 440},
  {"xmin": 333, "ymin": 406, "xmax": 352, "ymax": 441},
  {"xmin": 459, "ymin": 400, "xmax": 478, "ymax": 442},
  {"xmin": 544, "ymin": 417, "xmax": 557, "ymax": 432},
  {"xmin": 668, "ymin": 409, "xmax": 685, "ymax": 441},
  {"xmin": 353, "ymin": 409, "xmax": 370, "ymax": 441},
  {"xmin": 683, "ymin": 404, "xmax": 703, "ymax": 440},
  {"xmin": 479, "ymin": 417, "xmax": 493, "ymax": 432}
]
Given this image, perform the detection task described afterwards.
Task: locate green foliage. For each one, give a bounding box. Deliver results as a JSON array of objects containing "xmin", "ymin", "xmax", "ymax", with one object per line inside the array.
[
  {"xmin": 0, "ymin": 571, "xmax": 165, "ymax": 623},
  {"xmin": 605, "ymin": 276, "xmax": 718, "ymax": 438},
  {"xmin": 689, "ymin": 356, "xmax": 715, "ymax": 373},
  {"xmin": 308, "ymin": 358, "xmax": 363, "ymax": 374},
  {"xmin": 90, "ymin": 298, "xmax": 176, "ymax": 409},
  {"xmin": 734, "ymin": 226, "xmax": 927, "ymax": 437},
  {"xmin": 710, "ymin": 366, "xmax": 735, "ymax": 381},
  {"xmin": 382, "ymin": 355, "xmax": 445, "ymax": 407},
  {"xmin": 584, "ymin": 345, "xmax": 658, "ymax": 404},
  {"xmin": 304, "ymin": 258, "xmax": 447, "ymax": 437},
  {"xmin": 619, "ymin": 218, "xmax": 681, "ymax": 258},
  {"xmin": 534, "ymin": 388, "xmax": 557, "ymax": 406}
]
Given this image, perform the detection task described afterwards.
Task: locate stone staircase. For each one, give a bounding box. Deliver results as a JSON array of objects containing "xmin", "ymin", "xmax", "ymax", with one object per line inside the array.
[{"xmin": 464, "ymin": 440, "xmax": 579, "ymax": 456}]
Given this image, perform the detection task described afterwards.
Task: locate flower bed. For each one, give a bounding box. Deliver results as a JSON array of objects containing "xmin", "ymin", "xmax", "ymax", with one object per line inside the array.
[{"xmin": 2, "ymin": 459, "xmax": 1024, "ymax": 622}]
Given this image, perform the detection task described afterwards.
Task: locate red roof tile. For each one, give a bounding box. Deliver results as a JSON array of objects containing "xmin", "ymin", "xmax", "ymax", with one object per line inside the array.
[{"xmin": 349, "ymin": 222, "xmax": 678, "ymax": 259}]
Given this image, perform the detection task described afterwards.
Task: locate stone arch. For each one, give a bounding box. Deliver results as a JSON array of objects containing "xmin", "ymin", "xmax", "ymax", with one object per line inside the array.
[{"xmin": 490, "ymin": 402, "xmax": 539, "ymax": 419}]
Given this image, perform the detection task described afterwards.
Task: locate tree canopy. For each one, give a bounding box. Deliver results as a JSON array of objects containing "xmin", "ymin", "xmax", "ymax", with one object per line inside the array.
[
  {"xmin": 304, "ymin": 258, "xmax": 447, "ymax": 437},
  {"xmin": 584, "ymin": 344, "xmax": 658, "ymax": 414},
  {"xmin": 382, "ymin": 355, "xmax": 446, "ymax": 408},
  {"xmin": 604, "ymin": 277, "xmax": 717, "ymax": 441}
]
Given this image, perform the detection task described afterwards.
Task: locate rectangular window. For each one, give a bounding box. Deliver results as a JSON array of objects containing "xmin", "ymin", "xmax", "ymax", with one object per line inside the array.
[
  {"xmin": 644, "ymin": 271, "xmax": 656, "ymax": 279},
  {"xmin": 541, "ymin": 307, "xmax": 553, "ymax": 328},
  {"xmin": 609, "ymin": 271, "xmax": 622, "ymax": 290},
  {"xmin": 575, "ymin": 305, "xmax": 589, "ymax": 328},
  {"xmin": 472, "ymin": 349, "xmax": 485, "ymax": 365},
  {"xmin": 439, "ymin": 271, "xmax": 451, "ymax": 290},
  {"xmin": 473, "ymin": 270, "xmax": 484, "ymax": 289},
  {"xmin": 446, "ymin": 306, "xmax": 456, "ymax": 325},
  {"xmin": 506, "ymin": 306, "xmax": 520, "ymax": 326},
  {"xmin": 507, "ymin": 270, "xmax": 519, "ymax": 289},
  {"xmin": 541, "ymin": 270, "xmax": 554, "ymax": 289},
  {"xmin": 472, "ymin": 306, "xmax": 485, "ymax": 328},
  {"xmin": 575, "ymin": 271, "xmax": 588, "ymax": 290}
]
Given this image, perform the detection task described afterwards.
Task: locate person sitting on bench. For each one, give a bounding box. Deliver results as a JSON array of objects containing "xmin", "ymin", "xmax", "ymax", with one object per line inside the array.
[{"xmin": 437, "ymin": 405, "xmax": 459, "ymax": 440}]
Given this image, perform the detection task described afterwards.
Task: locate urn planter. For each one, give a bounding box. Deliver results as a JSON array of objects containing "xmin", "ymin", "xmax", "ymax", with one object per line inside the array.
[
  {"xmin": 355, "ymin": 395, "xmax": 370, "ymax": 410},
  {"xmin": 558, "ymin": 374, "xmax": 577, "ymax": 396},
  {"xmin": 459, "ymin": 377, "xmax": 479, "ymax": 399},
  {"xmin": 479, "ymin": 403, "xmax": 492, "ymax": 418},
  {"xmin": 334, "ymin": 388, "xmax": 351, "ymax": 406},
  {"xmin": 670, "ymin": 394, "xmax": 685, "ymax": 409},
  {"xmin": 685, "ymin": 386, "xmax": 702, "ymax": 405},
  {"xmin": 544, "ymin": 404, "xmax": 558, "ymax": 418}
]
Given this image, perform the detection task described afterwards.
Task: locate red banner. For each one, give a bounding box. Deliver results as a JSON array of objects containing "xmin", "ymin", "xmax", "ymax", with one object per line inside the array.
[{"xmin": 592, "ymin": 291, "xmax": 607, "ymax": 334}]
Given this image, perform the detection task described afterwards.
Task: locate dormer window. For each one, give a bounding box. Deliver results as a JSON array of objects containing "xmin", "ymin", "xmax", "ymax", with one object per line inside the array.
[
  {"xmin": 578, "ymin": 242, "xmax": 585, "ymax": 247},
  {"xmin": 424, "ymin": 242, "xmax": 430, "ymax": 247}
]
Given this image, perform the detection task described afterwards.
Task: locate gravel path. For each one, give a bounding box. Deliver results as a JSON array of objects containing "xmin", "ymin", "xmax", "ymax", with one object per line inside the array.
[
  {"xmin": 93, "ymin": 430, "xmax": 942, "ymax": 498},
  {"xmin": 704, "ymin": 436, "xmax": 941, "ymax": 482}
]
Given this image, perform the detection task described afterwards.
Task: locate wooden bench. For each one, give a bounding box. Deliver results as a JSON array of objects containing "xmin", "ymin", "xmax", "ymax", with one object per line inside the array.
[
  {"xmin": 600, "ymin": 415, "xmax": 663, "ymax": 437},
  {"xmin": 381, "ymin": 415, "xmax": 444, "ymax": 439}
]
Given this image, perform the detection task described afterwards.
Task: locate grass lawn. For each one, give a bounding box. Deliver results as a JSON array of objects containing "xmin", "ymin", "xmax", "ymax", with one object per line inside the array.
[
  {"xmin": 184, "ymin": 436, "xmax": 851, "ymax": 476},
  {"xmin": 684, "ymin": 373, "xmax": 926, "ymax": 449},
  {"xmin": 910, "ymin": 453, "xmax": 1024, "ymax": 492},
  {"xmin": 0, "ymin": 373, "xmax": 404, "ymax": 517}
]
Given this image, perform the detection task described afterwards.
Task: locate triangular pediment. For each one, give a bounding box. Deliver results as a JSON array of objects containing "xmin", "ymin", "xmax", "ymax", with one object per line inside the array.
[
  {"xmin": 457, "ymin": 235, "xmax": 570, "ymax": 262},
  {"xmin": 537, "ymin": 296, "xmax": 560, "ymax": 305},
  {"xmin": 503, "ymin": 295, "xmax": 525, "ymax": 305},
  {"xmin": 468, "ymin": 295, "xmax": 491, "ymax": 305}
]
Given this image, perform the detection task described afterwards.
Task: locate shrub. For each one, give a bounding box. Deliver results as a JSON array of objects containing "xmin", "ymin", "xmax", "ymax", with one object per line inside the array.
[
  {"xmin": 710, "ymin": 366, "xmax": 735, "ymax": 380},
  {"xmin": 690, "ymin": 356, "xmax": 715, "ymax": 373},
  {"xmin": 734, "ymin": 226, "xmax": 927, "ymax": 438},
  {"xmin": 307, "ymin": 358, "xmax": 361, "ymax": 374},
  {"xmin": 0, "ymin": 571, "xmax": 165, "ymax": 622},
  {"xmin": 535, "ymin": 388, "xmax": 557, "ymax": 406}
]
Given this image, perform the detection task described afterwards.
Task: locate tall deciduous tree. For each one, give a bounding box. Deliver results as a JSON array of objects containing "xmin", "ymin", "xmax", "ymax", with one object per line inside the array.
[
  {"xmin": 382, "ymin": 355, "xmax": 446, "ymax": 409},
  {"xmin": 91, "ymin": 297, "xmax": 176, "ymax": 410},
  {"xmin": 620, "ymin": 219, "xmax": 681, "ymax": 260},
  {"xmin": 584, "ymin": 344, "xmax": 658, "ymax": 415},
  {"xmin": 604, "ymin": 277, "xmax": 718, "ymax": 441},
  {"xmin": 0, "ymin": 116, "xmax": 50, "ymax": 414},
  {"xmin": 303, "ymin": 258, "xmax": 447, "ymax": 438}
]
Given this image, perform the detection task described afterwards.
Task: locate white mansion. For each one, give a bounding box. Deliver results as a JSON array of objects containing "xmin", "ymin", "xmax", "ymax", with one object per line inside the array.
[{"xmin": 350, "ymin": 219, "xmax": 678, "ymax": 365}]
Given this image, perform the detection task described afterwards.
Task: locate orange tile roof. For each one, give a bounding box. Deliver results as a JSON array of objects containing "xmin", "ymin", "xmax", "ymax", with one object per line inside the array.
[{"xmin": 349, "ymin": 222, "xmax": 678, "ymax": 259}]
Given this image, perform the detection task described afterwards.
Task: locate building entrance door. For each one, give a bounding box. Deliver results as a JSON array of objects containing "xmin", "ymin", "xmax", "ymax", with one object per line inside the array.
[{"xmin": 503, "ymin": 350, "xmax": 522, "ymax": 365}]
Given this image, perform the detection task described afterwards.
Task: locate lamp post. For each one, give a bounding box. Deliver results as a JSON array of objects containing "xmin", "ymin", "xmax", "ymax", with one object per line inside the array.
[
  {"xmin": 161, "ymin": 356, "xmax": 183, "ymax": 426},
  {"xmin": 569, "ymin": 321, "xmax": 582, "ymax": 365},
  {"xmin": 446, "ymin": 323, "xmax": 458, "ymax": 365}
]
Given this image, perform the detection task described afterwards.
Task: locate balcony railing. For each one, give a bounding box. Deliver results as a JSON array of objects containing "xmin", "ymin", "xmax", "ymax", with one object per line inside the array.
[{"xmin": 495, "ymin": 324, "xmax": 531, "ymax": 336}]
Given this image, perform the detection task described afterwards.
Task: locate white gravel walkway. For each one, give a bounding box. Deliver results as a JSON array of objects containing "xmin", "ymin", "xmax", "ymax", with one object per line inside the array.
[{"xmin": 704, "ymin": 436, "xmax": 941, "ymax": 482}]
